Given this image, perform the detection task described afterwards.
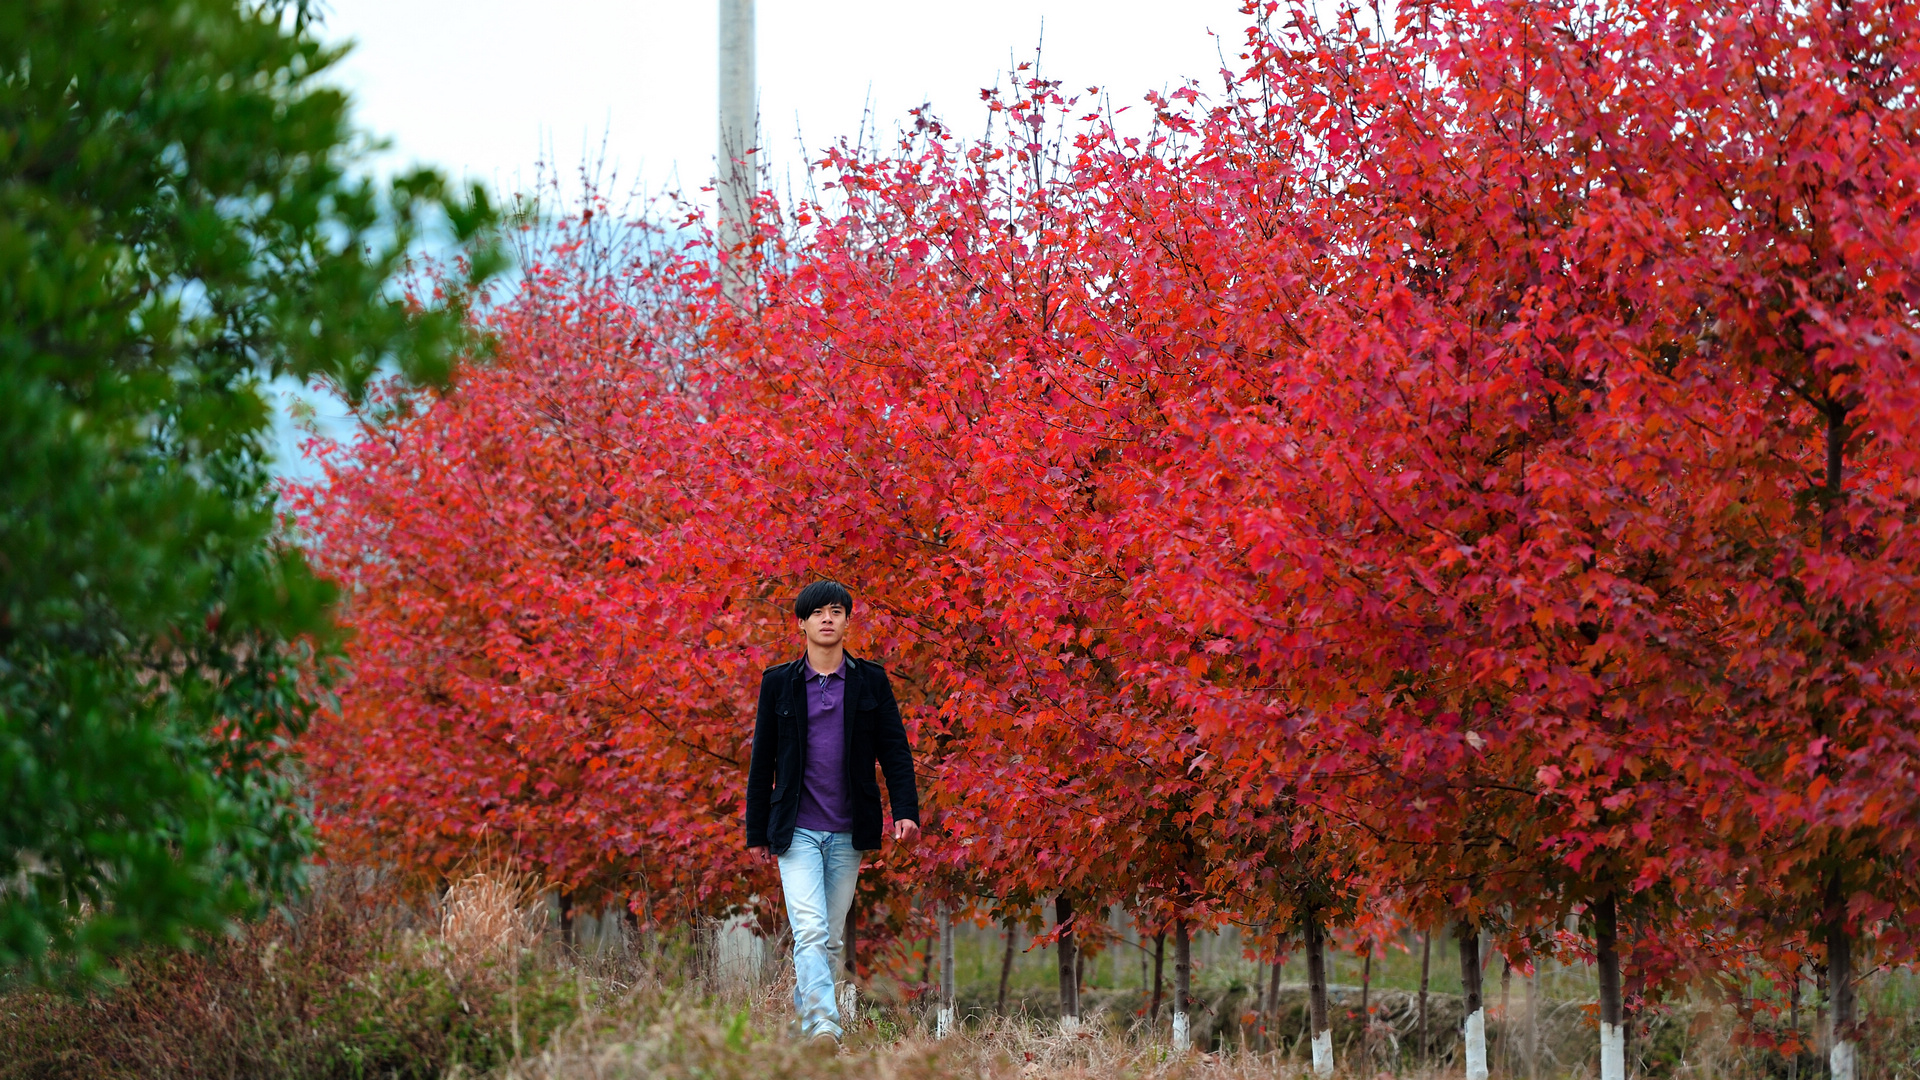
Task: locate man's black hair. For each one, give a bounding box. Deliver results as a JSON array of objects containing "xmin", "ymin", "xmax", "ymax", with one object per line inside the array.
[{"xmin": 794, "ymin": 580, "xmax": 855, "ymax": 619}]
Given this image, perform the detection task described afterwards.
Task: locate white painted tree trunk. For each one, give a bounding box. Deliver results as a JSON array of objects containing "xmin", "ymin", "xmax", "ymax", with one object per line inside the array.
[
  {"xmin": 1601, "ymin": 1022, "xmax": 1626, "ymax": 1080},
  {"xmin": 1465, "ymin": 1007, "xmax": 1489, "ymax": 1080},
  {"xmin": 1827, "ymin": 896, "xmax": 1856, "ymax": 1080},
  {"xmin": 1596, "ymin": 895, "xmax": 1625, "ymax": 1080},
  {"xmin": 936, "ymin": 904, "xmax": 955, "ymax": 1038},
  {"xmin": 1831, "ymin": 1040, "xmax": 1856, "ymax": 1080},
  {"xmin": 1458, "ymin": 923, "xmax": 1488, "ymax": 1080},
  {"xmin": 1172, "ymin": 918, "xmax": 1192, "ymax": 1050},
  {"xmin": 713, "ymin": 911, "xmax": 764, "ymax": 992},
  {"xmin": 1306, "ymin": 913, "xmax": 1334, "ymax": 1077}
]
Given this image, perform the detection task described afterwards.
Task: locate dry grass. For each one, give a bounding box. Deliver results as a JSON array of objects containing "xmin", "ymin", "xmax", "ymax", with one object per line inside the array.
[
  {"xmin": 497, "ymin": 976, "xmax": 1310, "ymax": 1080},
  {"xmin": 0, "ymin": 870, "xmax": 581, "ymax": 1080},
  {"xmin": 493, "ymin": 953, "xmax": 1920, "ymax": 1080},
  {"xmin": 5, "ymin": 868, "xmax": 1915, "ymax": 1080},
  {"xmin": 439, "ymin": 870, "xmax": 549, "ymax": 977}
]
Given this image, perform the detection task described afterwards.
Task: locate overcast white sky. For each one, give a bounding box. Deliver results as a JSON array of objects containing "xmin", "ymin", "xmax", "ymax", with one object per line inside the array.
[
  {"xmin": 273, "ymin": 1, "xmax": 1260, "ymax": 479},
  {"xmin": 320, "ymin": 0, "xmax": 1254, "ymax": 199}
]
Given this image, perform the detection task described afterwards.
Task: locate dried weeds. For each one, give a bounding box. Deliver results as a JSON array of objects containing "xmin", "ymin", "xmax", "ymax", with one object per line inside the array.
[{"xmin": 439, "ymin": 869, "xmax": 549, "ymax": 977}]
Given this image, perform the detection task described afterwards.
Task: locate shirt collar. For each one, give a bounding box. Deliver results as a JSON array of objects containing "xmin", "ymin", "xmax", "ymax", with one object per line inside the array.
[{"xmin": 805, "ymin": 656, "xmax": 846, "ymax": 680}]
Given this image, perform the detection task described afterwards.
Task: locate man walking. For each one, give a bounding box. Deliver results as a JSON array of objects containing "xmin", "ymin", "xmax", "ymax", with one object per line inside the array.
[{"xmin": 745, "ymin": 580, "xmax": 921, "ymax": 1045}]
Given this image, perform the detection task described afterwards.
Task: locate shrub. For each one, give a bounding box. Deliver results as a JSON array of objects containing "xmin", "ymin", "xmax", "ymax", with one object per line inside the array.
[{"xmin": 0, "ymin": 873, "xmax": 578, "ymax": 1079}]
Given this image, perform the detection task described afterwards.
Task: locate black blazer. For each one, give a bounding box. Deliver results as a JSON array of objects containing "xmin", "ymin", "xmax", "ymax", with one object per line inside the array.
[{"xmin": 744, "ymin": 654, "xmax": 920, "ymax": 854}]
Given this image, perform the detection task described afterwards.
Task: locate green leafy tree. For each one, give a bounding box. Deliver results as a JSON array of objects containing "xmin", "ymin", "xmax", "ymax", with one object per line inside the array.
[{"xmin": 0, "ymin": 0, "xmax": 500, "ymax": 981}]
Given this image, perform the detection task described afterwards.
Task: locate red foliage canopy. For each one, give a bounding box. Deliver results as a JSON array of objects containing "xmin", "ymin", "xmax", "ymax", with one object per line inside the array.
[{"xmin": 289, "ymin": 0, "xmax": 1920, "ymax": 1016}]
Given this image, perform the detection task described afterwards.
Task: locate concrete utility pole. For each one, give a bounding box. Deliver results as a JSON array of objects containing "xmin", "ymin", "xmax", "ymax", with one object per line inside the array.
[{"xmin": 717, "ymin": 0, "xmax": 756, "ymax": 300}]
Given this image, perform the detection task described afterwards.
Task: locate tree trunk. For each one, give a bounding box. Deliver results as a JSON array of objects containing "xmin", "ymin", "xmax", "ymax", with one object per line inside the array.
[
  {"xmin": 1460, "ymin": 922, "xmax": 1488, "ymax": 1080},
  {"xmin": 558, "ymin": 890, "xmax": 575, "ymax": 948},
  {"xmin": 997, "ymin": 919, "xmax": 1017, "ymax": 1015},
  {"xmin": 1818, "ymin": 408, "xmax": 1856, "ymax": 1080},
  {"xmin": 1526, "ymin": 963, "xmax": 1540, "ymax": 1080},
  {"xmin": 1306, "ymin": 913, "xmax": 1333, "ymax": 1077},
  {"xmin": 1816, "ymin": 963, "xmax": 1827, "ymax": 1049},
  {"xmin": 1056, "ymin": 894, "xmax": 1079, "ymax": 1022},
  {"xmin": 1789, "ymin": 969, "xmax": 1802, "ymax": 1080},
  {"xmin": 1173, "ymin": 918, "xmax": 1192, "ymax": 1049},
  {"xmin": 936, "ymin": 904, "xmax": 956, "ymax": 1037},
  {"xmin": 1499, "ymin": 954, "xmax": 1513, "ymax": 1073},
  {"xmin": 1360, "ymin": 946, "xmax": 1374, "ymax": 1062},
  {"xmin": 1418, "ymin": 929, "xmax": 1433, "ymax": 1063},
  {"xmin": 1255, "ymin": 954, "xmax": 1267, "ymax": 1021},
  {"xmin": 1255, "ymin": 927, "xmax": 1270, "ymax": 1021},
  {"xmin": 1150, "ymin": 930, "xmax": 1166, "ymax": 1022},
  {"xmin": 1360, "ymin": 945, "xmax": 1372, "ymax": 1015},
  {"xmin": 1827, "ymin": 876, "xmax": 1856, "ymax": 1080},
  {"xmin": 1596, "ymin": 893, "xmax": 1625, "ymax": 1080},
  {"xmin": 1268, "ymin": 956, "xmax": 1283, "ymax": 1049},
  {"xmin": 1135, "ymin": 909, "xmax": 1147, "ymax": 995}
]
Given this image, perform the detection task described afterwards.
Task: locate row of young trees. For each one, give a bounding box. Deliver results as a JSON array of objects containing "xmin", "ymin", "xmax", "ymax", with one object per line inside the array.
[{"xmin": 290, "ymin": 1, "xmax": 1920, "ymax": 1076}]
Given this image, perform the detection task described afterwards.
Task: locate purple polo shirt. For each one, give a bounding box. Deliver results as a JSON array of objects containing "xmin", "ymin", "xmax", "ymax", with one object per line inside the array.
[{"xmin": 794, "ymin": 658, "xmax": 853, "ymax": 832}]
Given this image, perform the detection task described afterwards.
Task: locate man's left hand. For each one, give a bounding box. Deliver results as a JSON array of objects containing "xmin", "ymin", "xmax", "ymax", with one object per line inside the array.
[{"xmin": 893, "ymin": 818, "xmax": 921, "ymax": 844}]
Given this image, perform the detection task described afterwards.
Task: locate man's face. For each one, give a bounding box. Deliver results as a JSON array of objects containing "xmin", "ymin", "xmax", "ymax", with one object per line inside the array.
[{"xmin": 799, "ymin": 604, "xmax": 848, "ymax": 648}]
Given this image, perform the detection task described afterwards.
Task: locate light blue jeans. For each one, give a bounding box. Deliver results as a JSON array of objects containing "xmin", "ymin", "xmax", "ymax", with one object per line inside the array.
[{"xmin": 778, "ymin": 827, "xmax": 861, "ymax": 1039}]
